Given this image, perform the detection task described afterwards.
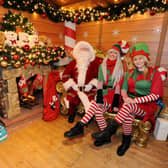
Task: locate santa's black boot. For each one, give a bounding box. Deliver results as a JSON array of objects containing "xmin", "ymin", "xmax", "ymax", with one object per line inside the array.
[
  {"xmin": 68, "ymin": 111, "xmax": 76, "ymax": 123},
  {"xmin": 64, "ymin": 121, "xmax": 85, "ymax": 138},
  {"xmin": 92, "ymin": 120, "xmax": 120, "ymax": 140},
  {"xmin": 117, "ymin": 134, "xmax": 132, "ymax": 156}
]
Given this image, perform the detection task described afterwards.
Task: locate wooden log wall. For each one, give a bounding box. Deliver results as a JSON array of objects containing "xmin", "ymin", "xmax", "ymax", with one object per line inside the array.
[{"xmin": 76, "ymin": 12, "xmax": 168, "ymax": 99}]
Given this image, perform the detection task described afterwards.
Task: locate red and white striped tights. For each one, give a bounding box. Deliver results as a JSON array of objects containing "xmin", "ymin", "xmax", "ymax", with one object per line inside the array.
[
  {"xmin": 81, "ymin": 100, "xmax": 111, "ymax": 130},
  {"xmin": 115, "ymin": 93, "xmax": 159, "ymax": 135},
  {"xmin": 81, "ymin": 93, "xmax": 159, "ymax": 134}
]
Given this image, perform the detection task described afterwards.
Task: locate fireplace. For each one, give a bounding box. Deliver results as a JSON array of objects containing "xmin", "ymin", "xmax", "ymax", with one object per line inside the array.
[{"xmin": 0, "ymin": 64, "xmax": 51, "ymax": 119}]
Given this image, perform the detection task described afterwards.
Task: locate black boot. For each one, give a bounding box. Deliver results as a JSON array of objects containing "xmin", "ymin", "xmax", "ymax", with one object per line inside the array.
[
  {"xmin": 92, "ymin": 120, "xmax": 120, "ymax": 140},
  {"xmin": 68, "ymin": 112, "xmax": 76, "ymax": 123},
  {"xmin": 64, "ymin": 121, "xmax": 85, "ymax": 138},
  {"xmin": 117, "ymin": 134, "xmax": 132, "ymax": 156},
  {"xmin": 94, "ymin": 138, "xmax": 111, "ymax": 147}
]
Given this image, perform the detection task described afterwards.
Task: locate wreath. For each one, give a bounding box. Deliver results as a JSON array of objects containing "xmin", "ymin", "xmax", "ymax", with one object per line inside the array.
[{"xmin": 0, "ymin": 10, "xmax": 34, "ymax": 34}]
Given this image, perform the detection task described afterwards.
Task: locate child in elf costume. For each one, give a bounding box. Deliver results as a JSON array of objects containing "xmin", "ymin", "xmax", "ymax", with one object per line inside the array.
[
  {"xmin": 64, "ymin": 40, "xmax": 129, "ymax": 147},
  {"xmin": 92, "ymin": 43, "xmax": 164, "ymax": 156}
]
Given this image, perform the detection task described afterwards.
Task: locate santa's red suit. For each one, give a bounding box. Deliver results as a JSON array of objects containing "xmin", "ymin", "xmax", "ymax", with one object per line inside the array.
[{"xmin": 62, "ymin": 41, "xmax": 102, "ymax": 122}]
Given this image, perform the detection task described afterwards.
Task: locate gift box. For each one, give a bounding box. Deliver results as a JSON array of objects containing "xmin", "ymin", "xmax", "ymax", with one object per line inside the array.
[{"xmin": 154, "ymin": 118, "xmax": 168, "ymax": 141}]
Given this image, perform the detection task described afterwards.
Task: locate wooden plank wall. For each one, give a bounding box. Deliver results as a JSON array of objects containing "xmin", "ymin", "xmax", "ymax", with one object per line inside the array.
[
  {"xmin": 76, "ymin": 21, "xmax": 101, "ymax": 48},
  {"xmin": 0, "ymin": 7, "xmax": 65, "ymax": 46},
  {"xmin": 76, "ymin": 12, "xmax": 168, "ymax": 99},
  {"xmin": 76, "ymin": 12, "xmax": 165, "ymax": 66}
]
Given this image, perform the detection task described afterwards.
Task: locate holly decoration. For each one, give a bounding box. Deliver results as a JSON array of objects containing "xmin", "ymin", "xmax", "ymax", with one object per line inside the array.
[{"xmin": 0, "ymin": 10, "xmax": 34, "ymax": 34}]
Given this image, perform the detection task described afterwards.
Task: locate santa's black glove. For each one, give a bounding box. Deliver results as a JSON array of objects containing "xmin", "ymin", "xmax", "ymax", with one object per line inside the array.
[
  {"xmin": 112, "ymin": 94, "xmax": 120, "ymax": 109},
  {"xmin": 96, "ymin": 89, "xmax": 104, "ymax": 104}
]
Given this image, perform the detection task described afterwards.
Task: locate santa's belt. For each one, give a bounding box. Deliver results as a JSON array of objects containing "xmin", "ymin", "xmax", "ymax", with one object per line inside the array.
[
  {"xmin": 78, "ymin": 86, "xmax": 85, "ymax": 91},
  {"xmin": 103, "ymin": 85, "xmax": 114, "ymax": 89}
]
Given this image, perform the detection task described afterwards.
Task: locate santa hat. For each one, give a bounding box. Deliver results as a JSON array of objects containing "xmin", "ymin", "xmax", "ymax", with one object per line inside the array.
[
  {"xmin": 108, "ymin": 40, "xmax": 129, "ymax": 58},
  {"xmin": 73, "ymin": 41, "xmax": 95, "ymax": 62},
  {"xmin": 156, "ymin": 67, "xmax": 167, "ymax": 81},
  {"xmin": 130, "ymin": 43, "xmax": 150, "ymax": 60}
]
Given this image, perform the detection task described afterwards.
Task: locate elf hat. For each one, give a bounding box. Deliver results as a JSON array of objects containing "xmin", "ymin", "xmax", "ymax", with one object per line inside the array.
[
  {"xmin": 108, "ymin": 40, "xmax": 129, "ymax": 58},
  {"xmin": 156, "ymin": 67, "xmax": 167, "ymax": 81},
  {"xmin": 73, "ymin": 41, "xmax": 95, "ymax": 62},
  {"xmin": 130, "ymin": 43, "xmax": 150, "ymax": 60}
]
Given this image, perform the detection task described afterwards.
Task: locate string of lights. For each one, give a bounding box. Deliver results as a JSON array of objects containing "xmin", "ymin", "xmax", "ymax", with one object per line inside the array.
[{"xmin": 0, "ymin": 0, "xmax": 167, "ymax": 24}]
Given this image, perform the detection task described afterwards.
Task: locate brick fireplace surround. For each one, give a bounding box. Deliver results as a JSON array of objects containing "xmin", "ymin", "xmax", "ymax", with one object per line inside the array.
[{"xmin": 0, "ymin": 64, "xmax": 51, "ymax": 128}]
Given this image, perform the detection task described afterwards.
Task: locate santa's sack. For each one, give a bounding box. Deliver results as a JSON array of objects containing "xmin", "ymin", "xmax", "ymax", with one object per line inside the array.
[
  {"xmin": 0, "ymin": 125, "xmax": 8, "ymax": 143},
  {"xmin": 43, "ymin": 71, "xmax": 60, "ymax": 121}
]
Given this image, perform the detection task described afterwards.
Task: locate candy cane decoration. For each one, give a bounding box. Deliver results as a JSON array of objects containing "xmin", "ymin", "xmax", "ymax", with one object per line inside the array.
[{"xmin": 64, "ymin": 21, "xmax": 76, "ymax": 56}]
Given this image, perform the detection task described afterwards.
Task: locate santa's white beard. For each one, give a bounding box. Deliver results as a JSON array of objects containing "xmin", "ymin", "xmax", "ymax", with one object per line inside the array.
[{"xmin": 76, "ymin": 59, "xmax": 90, "ymax": 86}]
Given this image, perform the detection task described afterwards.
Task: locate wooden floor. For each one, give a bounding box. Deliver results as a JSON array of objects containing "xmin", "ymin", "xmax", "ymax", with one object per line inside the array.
[{"xmin": 0, "ymin": 114, "xmax": 168, "ymax": 168}]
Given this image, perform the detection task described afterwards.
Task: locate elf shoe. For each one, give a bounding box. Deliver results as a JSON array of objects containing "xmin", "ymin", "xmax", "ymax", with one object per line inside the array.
[
  {"xmin": 117, "ymin": 134, "xmax": 132, "ymax": 156},
  {"xmin": 64, "ymin": 121, "xmax": 85, "ymax": 138},
  {"xmin": 92, "ymin": 120, "xmax": 120, "ymax": 140}
]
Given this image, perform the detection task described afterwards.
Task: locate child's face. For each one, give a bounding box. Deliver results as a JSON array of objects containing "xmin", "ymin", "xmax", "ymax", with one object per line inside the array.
[
  {"xmin": 108, "ymin": 50, "xmax": 118, "ymax": 61},
  {"xmin": 133, "ymin": 55, "xmax": 146, "ymax": 70}
]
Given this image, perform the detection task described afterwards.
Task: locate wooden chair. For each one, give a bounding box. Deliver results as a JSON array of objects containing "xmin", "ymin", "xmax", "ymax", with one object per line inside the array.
[{"xmin": 104, "ymin": 99, "xmax": 165, "ymax": 147}]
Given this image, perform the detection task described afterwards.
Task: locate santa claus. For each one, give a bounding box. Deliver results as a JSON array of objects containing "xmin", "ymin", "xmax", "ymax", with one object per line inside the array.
[{"xmin": 62, "ymin": 41, "xmax": 102, "ymax": 123}]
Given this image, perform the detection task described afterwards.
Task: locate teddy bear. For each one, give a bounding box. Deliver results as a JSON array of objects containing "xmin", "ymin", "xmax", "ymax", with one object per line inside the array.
[
  {"xmin": 39, "ymin": 35, "xmax": 52, "ymax": 47},
  {"xmin": 18, "ymin": 32, "xmax": 30, "ymax": 47},
  {"xmin": 4, "ymin": 31, "xmax": 18, "ymax": 47},
  {"xmin": 29, "ymin": 33, "xmax": 40, "ymax": 48}
]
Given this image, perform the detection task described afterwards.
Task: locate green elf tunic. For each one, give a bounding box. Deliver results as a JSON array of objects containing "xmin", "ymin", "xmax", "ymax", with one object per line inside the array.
[
  {"xmin": 122, "ymin": 67, "xmax": 163, "ymax": 124},
  {"xmin": 98, "ymin": 60, "xmax": 123, "ymax": 108}
]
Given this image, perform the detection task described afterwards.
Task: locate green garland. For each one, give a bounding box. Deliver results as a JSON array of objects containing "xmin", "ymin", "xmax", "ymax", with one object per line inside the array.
[
  {"xmin": 0, "ymin": 45, "xmax": 66, "ymax": 68},
  {"xmin": 0, "ymin": 0, "xmax": 168, "ymax": 24},
  {"xmin": 0, "ymin": 10, "xmax": 34, "ymax": 34}
]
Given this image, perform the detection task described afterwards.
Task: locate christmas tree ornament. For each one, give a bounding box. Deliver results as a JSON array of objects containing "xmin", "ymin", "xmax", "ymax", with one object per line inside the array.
[
  {"xmin": 0, "ymin": 61, "xmax": 8, "ymax": 67},
  {"xmin": 157, "ymin": 67, "xmax": 167, "ymax": 81},
  {"xmin": 150, "ymin": 10, "xmax": 156, "ymax": 16}
]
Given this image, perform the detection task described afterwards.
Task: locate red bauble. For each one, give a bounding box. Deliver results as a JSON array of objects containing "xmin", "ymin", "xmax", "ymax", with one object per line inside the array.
[
  {"xmin": 42, "ymin": 13, "xmax": 47, "ymax": 18},
  {"xmin": 23, "ymin": 45, "xmax": 30, "ymax": 51},
  {"xmin": 13, "ymin": 54, "xmax": 19, "ymax": 60},
  {"xmin": 99, "ymin": 16, "xmax": 103, "ymax": 20},
  {"xmin": 74, "ymin": 18, "xmax": 78, "ymax": 23},
  {"xmin": 54, "ymin": 47, "xmax": 58, "ymax": 51},
  {"xmin": 150, "ymin": 11, "xmax": 156, "ymax": 16},
  {"xmin": 26, "ymin": 1, "xmax": 29, "ymax": 5},
  {"xmin": 0, "ymin": 0, "xmax": 4, "ymax": 5},
  {"xmin": 31, "ymin": 62, "xmax": 36, "ymax": 66},
  {"xmin": 4, "ymin": 56, "xmax": 8, "ymax": 61}
]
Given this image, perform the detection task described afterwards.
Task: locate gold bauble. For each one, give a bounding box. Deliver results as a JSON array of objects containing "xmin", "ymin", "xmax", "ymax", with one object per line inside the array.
[
  {"xmin": 0, "ymin": 61, "xmax": 8, "ymax": 68},
  {"xmin": 38, "ymin": 59, "xmax": 43, "ymax": 63},
  {"xmin": 14, "ymin": 61, "xmax": 21, "ymax": 68}
]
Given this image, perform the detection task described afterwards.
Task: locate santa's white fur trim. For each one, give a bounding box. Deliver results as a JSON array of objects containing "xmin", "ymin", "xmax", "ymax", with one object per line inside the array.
[
  {"xmin": 77, "ymin": 91, "xmax": 90, "ymax": 112},
  {"xmin": 73, "ymin": 41, "xmax": 95, "ymax": 62},
  {"xmin": 63, "ymin": 97, "xmax": 69, "ymax": 109},
  {"xmin": 63, "ymin": 78, "xmax": 76, "ymax": 91},
  {"xmin": 88, "ymin": 78, "xmax": 98, "ymax": 87}
]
